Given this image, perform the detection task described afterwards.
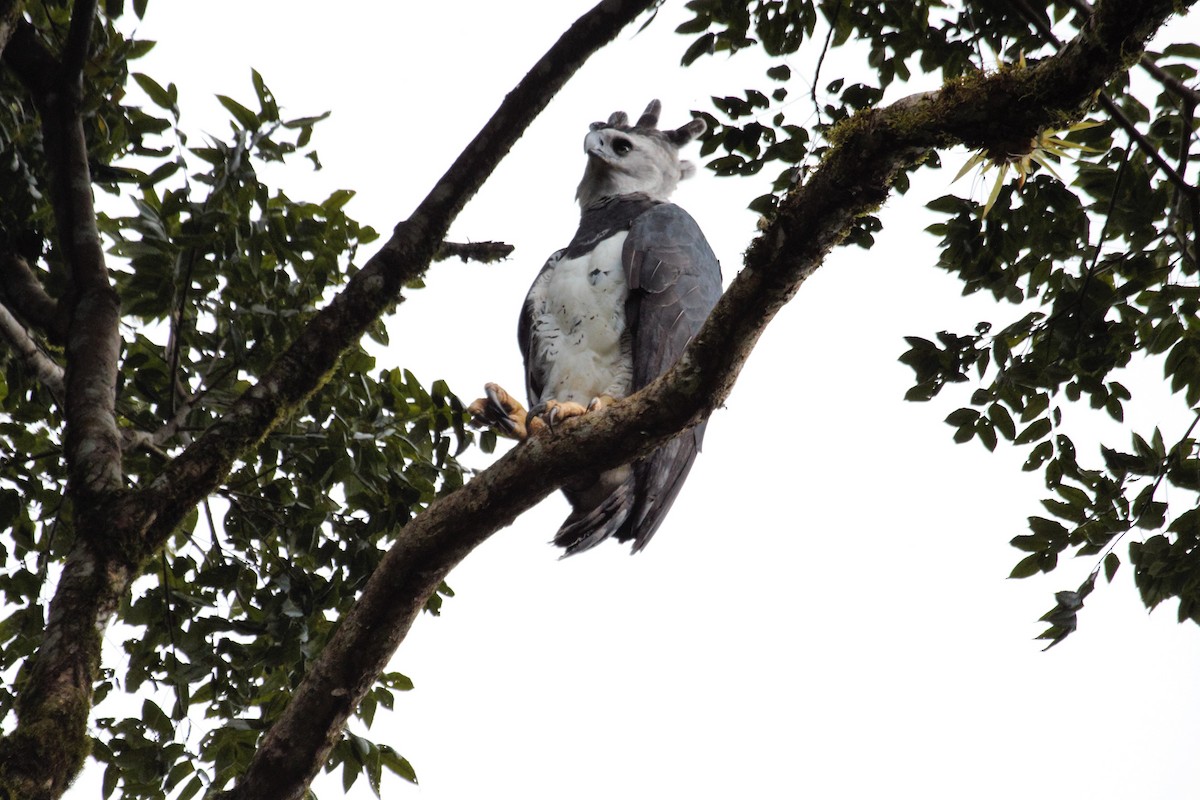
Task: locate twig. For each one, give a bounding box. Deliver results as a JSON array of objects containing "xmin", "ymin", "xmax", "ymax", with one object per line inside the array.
[
  {"xmin": 810, "ymin": 1, "xmax": 840, "ymax": 126},
  {"xmin": 1171, "ymin": 91, "xmax": 1199, "ymax": 271},
  {"xmin": 433, "ymin": 240, "xmax": 514, "ymax": 263},
  {"xmin": 1096, "ymin": 94, "xmax": 1196, "ymax": 195}
]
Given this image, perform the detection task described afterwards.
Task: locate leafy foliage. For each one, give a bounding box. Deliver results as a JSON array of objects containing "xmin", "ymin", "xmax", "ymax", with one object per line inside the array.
[
  {"xmin": 0, "ymin": 2, "xmax": 474, "ymax": 795},
  {"xmin": 682, "ymin": 2, "xmax": 1199, "ymax": 642},
  {"xmin": 0, "ymin": 1, "xmax": 1196, "ymax": 797}
]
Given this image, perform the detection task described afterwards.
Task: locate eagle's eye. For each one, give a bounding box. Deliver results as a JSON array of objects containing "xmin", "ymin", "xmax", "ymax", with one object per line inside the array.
[{"xmin": 612, "ymin": 138, "xmax": 633, "ymax": 156}]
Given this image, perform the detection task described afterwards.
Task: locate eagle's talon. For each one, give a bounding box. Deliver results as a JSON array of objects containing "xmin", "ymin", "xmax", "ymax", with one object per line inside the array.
[
  {"xmin": 525, "ymin": 403, "xmax": 546, "ymax": 433},
  {"xmin": 526, "ymin": 398, "xmax": 598, "ymax": 434},
  {"xmin": 468, "ymin": 382, "xmax": 531, "ymax": 440}
]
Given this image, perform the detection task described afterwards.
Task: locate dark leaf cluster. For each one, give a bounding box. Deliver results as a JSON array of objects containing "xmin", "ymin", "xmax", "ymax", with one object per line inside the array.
[
  {"xmin": 675, "ymin": 1, "xmax": 1068, "ymax": 222},
  {"xmin": 0, "ymin": 6, "xmax": 472, "ymax": 795},
  {"xmin": 679, "ymin": 1, "xmax": 1199, "ymax": 643},
  {"xmin": 903, "ymin": 22, "xmax": 1197, "ymax": 641}
]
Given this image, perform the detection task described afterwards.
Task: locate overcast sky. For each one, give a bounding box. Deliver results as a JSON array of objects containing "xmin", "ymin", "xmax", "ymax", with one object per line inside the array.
[{"xmin": 75, "ymin": 2, "xmax": 1200, "ymax": 798}]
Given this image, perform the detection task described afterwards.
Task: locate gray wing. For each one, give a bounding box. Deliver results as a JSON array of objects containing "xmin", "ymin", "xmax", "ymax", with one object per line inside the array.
[{"xmin": 617, "ymin": 203, "xmax": 722, "ymax": 551}]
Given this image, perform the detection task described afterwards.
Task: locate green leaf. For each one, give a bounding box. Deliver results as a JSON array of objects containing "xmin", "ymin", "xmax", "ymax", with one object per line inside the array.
[
  {"xmin": 217, "ymin": 94, "xmax": 260, "ymax": 130},
  {"xmin": 1009, "ymin": 553, "xmax": 1043, "ymax": 579},
  {"xmin": 1164, "ymin": 43, "xmax": 1200, "ymax": 58},
  {"xmin": 945, "ymin": 407, "xmax": 979, "ymax": 427},
  {"xmin": 1014, "ymin": 418, "xmax": 1052, "ymax": 445},
  {"xmin": 139, "ymin": 159, "xmax": 181, "ymax": 187},
  {"xmin": 323, "ymin": 189, "xmax": 356, "ymax": 212},
  {"xmin": 675, "ymin": 16, "xmax": 711, "ymax": 35},
  {"xmin": 251, "ymin": 69, "xmax": 279, "ymax": 120},
  {"xmin": 681, "ymin": 32, "xmax": 716, "ymax": 65},
  {"xmin": 988, "ymin": 403, "xmax": 1016, "ymax": 440},
  {"xmin": 977, "ymin": 420, "xmax": 998, "ymax": 451},
  {"xmin": 1028, "ymin": 516, "xmax": 1068, "ymax": 542},
  {"xmin": 1104, "ymin": 552, "xmax": 1120, "ymax": 582},
  {"xmin": 380, "ymin": 746, "xmax": 418, "ymax": 785},
  {"xmin": 132, "ymin": 72, "xmax": 177, "ymax": 111},
  {"xmin": 381, "ymin": 671, "xmax": 414, "ymax": 691}
]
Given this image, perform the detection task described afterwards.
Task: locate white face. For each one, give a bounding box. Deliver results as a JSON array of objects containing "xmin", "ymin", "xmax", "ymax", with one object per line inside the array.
[{"xmin": 576, "ymin": 128, "xmax": 689, "ymax": 207}]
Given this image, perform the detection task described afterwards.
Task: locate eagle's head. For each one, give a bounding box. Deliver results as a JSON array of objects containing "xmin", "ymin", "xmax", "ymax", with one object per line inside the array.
[{"xmin": 575, "ymin": 100, "xmax": 706, "ymax": 209}]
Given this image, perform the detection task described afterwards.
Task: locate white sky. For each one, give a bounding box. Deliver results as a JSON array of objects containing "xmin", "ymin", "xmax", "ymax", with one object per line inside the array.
[{"xmin": 70, "ymin": 2, "xmax": 1200, "ymax": 798}]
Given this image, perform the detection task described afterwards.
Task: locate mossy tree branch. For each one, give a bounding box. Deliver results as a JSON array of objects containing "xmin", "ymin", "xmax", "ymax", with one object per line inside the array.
[
  {"xmin": 0, "ymin": 1, "xmax": 658, "ymax": 798},
  {"xmin": 0, "ymin": 0, "xmax": 1191, "ymax": 798},
  {"xmin": 0, "ymin": 6, "xmax": 127, "ymax": 799},
  {"xmin": 217, "ymin": 1, "xmax": 1194, "ymax": 799}
]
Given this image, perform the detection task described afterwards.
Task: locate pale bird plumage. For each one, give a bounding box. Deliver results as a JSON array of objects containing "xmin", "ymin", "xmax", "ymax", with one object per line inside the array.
[{"xmin": 471, "ymin": 100, "xmax": 721, "ymax": 555}]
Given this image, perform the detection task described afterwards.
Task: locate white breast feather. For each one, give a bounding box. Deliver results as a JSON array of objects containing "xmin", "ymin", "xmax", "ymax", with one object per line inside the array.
[{"xmin": 530, "ymin": 233, "xmax": 633, "ymax": 405}]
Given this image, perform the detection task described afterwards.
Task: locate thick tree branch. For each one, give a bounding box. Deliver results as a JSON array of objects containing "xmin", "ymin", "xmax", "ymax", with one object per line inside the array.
[
  {"xmin": 6, "ymin": 15, "xmax": 123, "ymax": 502},
  {"xmin": 0, "ymin": 252, "xmax": 66, "ymax": 341},
  {"xmin": 61, "ymin": 0, "xmax": 95, "ymax": 85},
  {"xmin": 124, "ymin": 0, "xmax": 659, "ymax": 568},
  {"xmin": 1060, "ymin": 0, "xmax": 1200, "ymax": 106},
  {"xmin": 5, "ymin": 0, "xmax": 659, "ymax": 786},
  {"xmin": 0, "ymin": 0, "xmax": 1189, "ymax": 798},
  {"xmin": 0, "ymin": 7, "xmax": 126, "ymax": 799},
  {"xmin": 1, "ymin": 2, "xmax": 657, "ymax": 799},
  {"xmin": 0, "ymin": 300, "xmax": 65, "ymax": 406},
  {"xmin": 217, "ymin": 1, "xmax": 1194, "ymax": 799},
  {"xmin": 198, "ymin": 8, "xmax": 664, "ymax": 800},
  {"xmin": 1013, "ymin": 0, "xmax": 1198, "ymax": 195},
  {"xmin": 0, "ymin": 0, "xmax": 20, "ymax": 61}
]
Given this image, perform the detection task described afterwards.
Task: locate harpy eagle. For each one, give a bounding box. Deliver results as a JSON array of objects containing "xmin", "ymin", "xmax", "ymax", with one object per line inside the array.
[{"xmin": 469, "ymin": 100, "xmax": 722, "ymax": 555}]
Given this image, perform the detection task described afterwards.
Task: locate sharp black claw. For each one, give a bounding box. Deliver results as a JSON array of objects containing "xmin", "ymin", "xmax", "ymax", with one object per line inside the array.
[
  {"xmin": 526, "ymin": 403, "xmax": 546, "ymax": 431},
  {"xmin": 485, "ymin": 385, "xmax": 504, "ymax": 409}
]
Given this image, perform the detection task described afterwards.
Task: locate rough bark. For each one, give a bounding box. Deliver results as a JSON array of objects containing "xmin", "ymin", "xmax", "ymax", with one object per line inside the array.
[
  {"xmin": 0, "ymin": 5, "xmax": 135, "ymax": 799},
  {"xmin": 0, "ymin": 1, "xmax": 660, "ymax": 798},
  {"xmin": 0, "ymin": 0, "xmax": 1192, "ymax": 798},
  {"xmin": 119, "ymin": 0, "xmax": 663, "ymax": 560},
  {"xmin": 0, "ymin": 0, "xmax": 20, "ymax": 61},
  {"xmin": 220, "ymin": 1, "xmax": 1195, "ymax": 799},
  {"xmin": 0, "ymin": 301, "xmax": 65, "ymax": 405},
  {"xmin": 0, "ymin": 253, "xmax": 66, "ymax": 342}
]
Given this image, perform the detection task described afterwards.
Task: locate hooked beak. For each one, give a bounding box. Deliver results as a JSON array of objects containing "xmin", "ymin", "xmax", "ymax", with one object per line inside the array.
[{"xmin": 583, "ymin": 130, "xmax": 609, "ymax": 161}]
